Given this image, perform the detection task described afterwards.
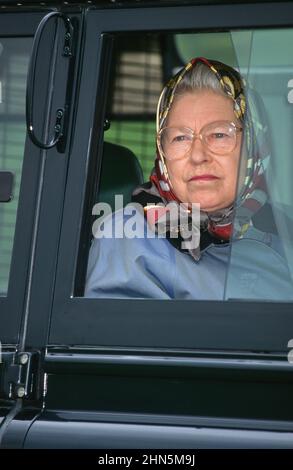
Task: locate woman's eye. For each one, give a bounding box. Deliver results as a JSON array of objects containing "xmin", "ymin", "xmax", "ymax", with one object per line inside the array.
[
  {"xmin": 172, "ymin": 134, "xmax": 190, "ymax": 143},
  {"xmin": 211, "ymin": 132, "xmax": 229, "ymax": 139}
]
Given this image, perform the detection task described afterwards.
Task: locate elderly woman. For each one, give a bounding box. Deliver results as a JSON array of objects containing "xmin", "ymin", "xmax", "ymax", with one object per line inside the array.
[{"xmin": 85, "ymin": 57, "xmax": 293, "ymax": 300}]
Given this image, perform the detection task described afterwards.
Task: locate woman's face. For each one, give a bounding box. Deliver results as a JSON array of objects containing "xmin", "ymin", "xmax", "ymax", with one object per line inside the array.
[{"xmin": 164, "ymin": 90, "xmax": 245, "ymax": 212}]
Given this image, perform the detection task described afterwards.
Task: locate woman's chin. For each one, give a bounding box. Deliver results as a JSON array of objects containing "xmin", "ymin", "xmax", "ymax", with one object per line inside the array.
[
  {"xmin": 183, "ymin": 189, "xmax": 235, "ymax": 212},
  {"xmin": 188, "ymin": 198, "xmax": 231, "ymax": 212}
]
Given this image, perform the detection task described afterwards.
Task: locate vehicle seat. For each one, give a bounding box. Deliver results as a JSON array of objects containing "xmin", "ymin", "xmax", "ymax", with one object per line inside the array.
[{"xmin": 97, "ymin": 141, "xmax": 144, "ymax": 209}]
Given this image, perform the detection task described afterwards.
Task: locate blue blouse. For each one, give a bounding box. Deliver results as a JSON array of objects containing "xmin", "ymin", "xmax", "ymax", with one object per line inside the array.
[{"xmin": 85, "ymin": 207, "xmax": 293, "ymax": 301}]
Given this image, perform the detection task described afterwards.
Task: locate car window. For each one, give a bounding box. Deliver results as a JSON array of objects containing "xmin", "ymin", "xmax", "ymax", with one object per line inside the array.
[
  {"xmin": 48, "ymin": 5, "xmax": 293, "ymax": 349},
  {"xmin": 225, "ymin": 29, "xmax": 293, "ymax": 300},
  {"xmin": 81, "ymin": 28, "xmax": 293, "ymax": 302},
  {"xmin": 0, "ymin": 37, "xmax": 32, "ymax": 296}
]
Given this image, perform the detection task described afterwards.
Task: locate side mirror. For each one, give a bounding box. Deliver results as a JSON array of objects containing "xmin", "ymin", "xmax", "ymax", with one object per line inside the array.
[{"xmin": 0, "ymin": 171, "xmax": 14, "ymax": 202}]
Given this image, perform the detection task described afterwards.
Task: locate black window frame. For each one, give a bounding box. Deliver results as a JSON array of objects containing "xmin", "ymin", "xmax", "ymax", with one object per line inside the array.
[
  {"xmin": 0, "ymin": 11, "xmax": 54, "ymax": 344},
  {"xmin": 41, "ymin": 2, "xmax": 293, "ymax": 352}
]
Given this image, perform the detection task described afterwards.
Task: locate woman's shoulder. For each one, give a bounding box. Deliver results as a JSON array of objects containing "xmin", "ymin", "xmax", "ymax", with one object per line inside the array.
[
  {"xmin": 86, "ymin": 205, "xmax": 177, "ymax": 299},
  {"xmin": 246, "ymin": 202, "xmax": 292, "ymax": 248}
]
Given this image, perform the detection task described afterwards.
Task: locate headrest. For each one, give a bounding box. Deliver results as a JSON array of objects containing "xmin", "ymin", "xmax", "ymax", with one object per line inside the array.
[{"xmin": 98, "ymin": 142, "xmax": 144, "ymax": 209}]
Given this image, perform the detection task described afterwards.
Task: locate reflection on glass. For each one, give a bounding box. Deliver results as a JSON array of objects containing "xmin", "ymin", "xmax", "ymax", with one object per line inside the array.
[
  {"xmin": 0, "ymin": 38, "xmax": 32, "ymax": 295},
  {"xmin": 225, "ymin": 29, "xmax": 293, "ymax": 301}
]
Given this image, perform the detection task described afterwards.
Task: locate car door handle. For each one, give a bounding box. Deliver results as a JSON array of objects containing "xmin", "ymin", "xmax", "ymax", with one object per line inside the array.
[{"xmin": 26, "ymin": 11, "xmax": 75, "ymax": 151}]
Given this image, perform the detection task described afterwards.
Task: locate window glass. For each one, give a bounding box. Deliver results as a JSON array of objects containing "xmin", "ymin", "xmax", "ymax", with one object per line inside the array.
[
  {"xmin": 225, "ymin": 29, "xmax": 293, "ymax": 301},
  {"xmin": 81, "ymin": 30, "xmax": 293, "ymax": 302},
  {"xmin": 0, "ymin": 38, "xmax": 32, "ymax": 295}
]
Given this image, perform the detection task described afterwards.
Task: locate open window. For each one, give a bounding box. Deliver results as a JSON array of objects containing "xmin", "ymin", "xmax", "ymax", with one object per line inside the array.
[{"xmin": 77, "ymin": 28, "xmax": 293, "ymax": 303}]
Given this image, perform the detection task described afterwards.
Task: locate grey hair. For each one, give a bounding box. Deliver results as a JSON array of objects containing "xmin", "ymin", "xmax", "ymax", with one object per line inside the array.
[{"xmin": 175, "ymin": 62, "xmax": 226, "ymax": 97}]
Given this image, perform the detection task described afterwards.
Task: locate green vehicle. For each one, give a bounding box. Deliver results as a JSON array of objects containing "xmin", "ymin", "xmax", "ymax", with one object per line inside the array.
[{"xmin": 0, "ymin": 0, "xmax": 293, "ymax": 449}]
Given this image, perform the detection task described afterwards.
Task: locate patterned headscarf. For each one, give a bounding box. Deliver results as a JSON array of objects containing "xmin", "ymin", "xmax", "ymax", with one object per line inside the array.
[{"xmin": 132, "ymin": 57, "xmax": 269, "ymax": 260}]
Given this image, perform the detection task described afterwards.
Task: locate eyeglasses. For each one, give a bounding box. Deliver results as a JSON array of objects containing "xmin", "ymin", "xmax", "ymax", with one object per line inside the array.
[{"xmin": 157, "ymin": 121, "xmax": 243, "ymax": 161}]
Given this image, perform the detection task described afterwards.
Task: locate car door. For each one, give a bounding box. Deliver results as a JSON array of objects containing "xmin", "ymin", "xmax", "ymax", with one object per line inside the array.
[
  {"xmin": 0, "ymin": 8, "xmax": 51, "ymax": 437},
  {"xmin": 0, "ymin": 5, "xmax": 83, "ymax": 447},
  {"xmin": 20, "ymin": 1, "xmax": 293, "ymax": 448}
]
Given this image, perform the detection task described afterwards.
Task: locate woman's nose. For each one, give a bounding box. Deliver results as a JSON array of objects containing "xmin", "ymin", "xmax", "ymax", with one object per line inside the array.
[{"xmin": 188, "ymin": 136, "xmax": 211, "ymax": 164}]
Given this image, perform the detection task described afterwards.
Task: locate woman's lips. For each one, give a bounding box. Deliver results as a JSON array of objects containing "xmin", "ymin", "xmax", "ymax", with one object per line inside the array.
[{"xmin": 188, "ymin": 175, "xmax": 219, "ymax": 181}]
